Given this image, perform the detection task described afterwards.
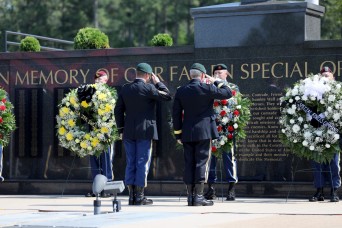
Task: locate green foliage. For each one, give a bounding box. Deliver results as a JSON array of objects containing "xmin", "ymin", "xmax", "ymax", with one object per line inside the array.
[
  {"xmin": 0, "ymin": 0, "xmax": 340, "ymax": 49},
  {"xmin": 150, "ymin": 33, "xmax": 173, "ymax": 46},
  {"xmin": 74, "ymin": 27, "xmax": 110, "ymax": 49},
  {"xmin": 19, "ymin": 36, "xmax": 41, "ymax": 52},
  {"xmin": 0, "ymin": 89, "xmax": 16, "ymax": 147}
]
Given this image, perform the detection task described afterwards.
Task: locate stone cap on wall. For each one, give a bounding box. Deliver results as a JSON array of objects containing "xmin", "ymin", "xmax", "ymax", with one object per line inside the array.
[{"xmin": 191, "ymin": 1, "xmax": 325, "ymax": 48}]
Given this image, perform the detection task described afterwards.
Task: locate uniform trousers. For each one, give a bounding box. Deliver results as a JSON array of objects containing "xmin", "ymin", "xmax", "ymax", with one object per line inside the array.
[
  {"xmin": 207, "ymin": 151, "xmax": 238, "ymax": 184},
  {"xmin": 311, "ymin": 153, "xmax": 341, "ymax": 189},
  {"xmin": 183, "ymin": 139, "xmax": 211, "ymax": 184},
  {"xmin": 123, "ymin": 139, "xmax": 152, "ymax": 187},
  {"xmin": 90, "ymin": 145, "xmax": 114, "ymax": 180}
]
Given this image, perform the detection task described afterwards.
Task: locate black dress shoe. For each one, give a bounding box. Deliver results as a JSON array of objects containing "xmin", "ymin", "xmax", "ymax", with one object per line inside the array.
[
  {"xmin": 330, "ymin": 190, "xmax": 339, "ymax": 202},
  {"xmin": 309, "ymin": 193, "xmax": 324, "ymax": 202}
]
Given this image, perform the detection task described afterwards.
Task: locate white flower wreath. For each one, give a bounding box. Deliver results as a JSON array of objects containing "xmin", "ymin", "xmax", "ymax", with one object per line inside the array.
[
  {"xmin": 56, "ymin": 83, "xmax": 118, "ymax": 157},
  {"xmin": 279, "ymin": 73, "xmax": 342, "ymax": 163}
]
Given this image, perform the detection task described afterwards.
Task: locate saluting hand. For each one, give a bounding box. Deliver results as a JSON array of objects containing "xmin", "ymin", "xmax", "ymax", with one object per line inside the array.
[
  {"xmin": 151, "ymin": 73, "xmax": 160, "ymax": 84},
  {"xmin": 204, "ymin": 74, "xmax": 217, "ymax": 84}
]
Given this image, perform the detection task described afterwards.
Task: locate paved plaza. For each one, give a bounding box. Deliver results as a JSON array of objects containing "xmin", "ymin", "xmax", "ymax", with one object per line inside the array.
[{"xmin": 0, "ymin": 195, "xmax": 341, "ymax": 228}]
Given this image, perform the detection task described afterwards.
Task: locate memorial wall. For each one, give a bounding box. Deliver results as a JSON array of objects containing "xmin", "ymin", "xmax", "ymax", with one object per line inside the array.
[
  {"xmin": 0, "ymin": 1, "xmax": 341, "ymax": 195},
  {"xmin": 0, "ymin": 44, "xmax": 341, "ymax": 186}
]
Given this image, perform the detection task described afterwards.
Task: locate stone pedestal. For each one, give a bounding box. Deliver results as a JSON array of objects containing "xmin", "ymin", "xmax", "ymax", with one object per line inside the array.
[{"xmin": 191, "ymin": 1, "xmax": 325, "ymax": 48}]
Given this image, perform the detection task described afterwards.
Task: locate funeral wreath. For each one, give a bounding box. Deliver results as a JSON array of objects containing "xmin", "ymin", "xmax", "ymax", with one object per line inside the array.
[
  {"xmin": 279, "ymin": 73, "xmax": 342, "ymax": 163},
  {"xmin": 211, "ymin": 83, "xmax": 252, "ymax": 158},
  {"xmin": 56, "ymin": 83, "xmax": 118, "ymax": 157},
  {"xmin": 0, "ymin": 89, "xmax": 16, "ymax": 146}
]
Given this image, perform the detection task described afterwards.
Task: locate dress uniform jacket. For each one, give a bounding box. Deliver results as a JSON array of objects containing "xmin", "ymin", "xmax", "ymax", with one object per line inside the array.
[
  {"xmin": 114, "ymin": 78, "xmax": 172, "ymax": 140},
  {"xmin": 173, "ymin": 79, "xmax": 232, "ymax": 142}
]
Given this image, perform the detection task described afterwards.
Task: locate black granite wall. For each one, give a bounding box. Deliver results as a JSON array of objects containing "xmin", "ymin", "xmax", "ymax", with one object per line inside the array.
[{"xmin": 0, "ymin": 42, "xmax": 341, "ymax": 192}]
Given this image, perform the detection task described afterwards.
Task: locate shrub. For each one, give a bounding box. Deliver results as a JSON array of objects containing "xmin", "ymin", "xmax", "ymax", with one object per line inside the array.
[
  {"xmin": 150, "ymin": 33, "xmax": 173, "ymax": 47},
  {"xmin": 19, "ymin": 36, "xmax": 41, "ymax": 52},
  {"xmin": 74, "ymin": 27, "xmax": 110, "ymax": 49}
]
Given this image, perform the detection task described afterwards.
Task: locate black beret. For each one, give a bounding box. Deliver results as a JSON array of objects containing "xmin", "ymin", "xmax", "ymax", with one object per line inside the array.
[{"xmin": 213, "ymin": 64, "xmax": 227, "ymax": 74}]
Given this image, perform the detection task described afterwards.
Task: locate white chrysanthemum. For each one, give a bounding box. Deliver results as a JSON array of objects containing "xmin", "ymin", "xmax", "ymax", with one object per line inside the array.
[
  {"xmin": 292, "ymin": 88, "xmax": 298, "ymax": 96},
  {"xmin": 309, "ymin": 145, "xmax": 315, "ymax": 150},
  {"xmin": 334, "ymin": 134, "xmax": 340, "ymax": 140},
  {"xmin": 304, "ymin": 131, "xmax": 312, "ymax": 139},
  {"xmin": 290, "ymin": 119, "xmax": 295, "ymax": 124},
  {"xmin": 287, "ymin": 108, "xmax": 295, "ymax": 115},
  {"xmin": 328, "ymin": 95, "xmax": 336, "ymax": 102},
  {"xmin": 221, "ymin": 117, "xmax": 229, "ymax": 124},
  {"xmin": 333, "ymin": 113, "xmax": 340, "ymax": 121},
  {"xmin": 289, "ymin": 99, "xmax": 293, "ymax": 103},
  {"xmin": 233, "ymin": 123, "xmax": 238, "ymax": 129},
  {"xmin": 315, "ymin": 130, "xmax": 322, "ymax": 136},
  {"xmin": 298, "ymin": 117, "xmax": 303, "ymax": 122},
  {"xmin": 325, "ymin": 144, "xmax": 331, "ymax": 148},
  {"xmin": 292, "ymin": 124, "xmax": 300, "ymax": 133},
  {"xmin": 295, "ymin": 96, "xmax": 300, "ymax": 101},
  {"xmin": 302, "ymin": 141, "xmax": 308, "ymax": 146}
]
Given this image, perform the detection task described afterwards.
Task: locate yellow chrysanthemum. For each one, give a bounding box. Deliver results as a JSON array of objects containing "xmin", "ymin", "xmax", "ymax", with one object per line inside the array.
[
  {"xmin": 104, "ymin": 104, "xmax": 112, "ymax": 112},
  {"xmin": 58, "ymin": 127, "xmax": 66, "ymax": 135},
  {"xmin": 84, "ymin": 134, "xmax": 91, "ymax": 140},
  {"xmin": 81, "ymin": 101, "xmax": 90, "ymax": 108},
  {"xmin": 91, "ymin": 137, "xmax": 99, "ymax": 147},
  {"xmin": 98, "ymin": 93, "xmax": 107, "ymax": 100},
  {"xmin": 98, "ymin": 109, "xmax": 105, "ymax": 116},
  {"xmin": 61, "ymin": 107, "xmax": 70, "ymax": 114},
  {"xmin": 101, "ymin": 127, "xmax": 109, "ymax": 134},
  {"xmin": 70, "ymin": 96, "xmax": 77, "ymax": 105},
  {"xmin": 68, "ymin": 119, "xmax": 76, "ymax": 127},
  {"xmin": 66, "ymin": 132, "xmax": 73, "ymax": 141},
  {"xmin": 80, "ymin": 141, "xmax": 88, "ymax": 149}
]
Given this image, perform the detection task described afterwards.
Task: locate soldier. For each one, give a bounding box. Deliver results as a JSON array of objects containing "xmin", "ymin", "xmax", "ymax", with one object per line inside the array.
[
  {"xmin": 309, "ymin": 66, "xmax": 341, "ymax": 203},
  {"xmin": 172, "ymin": 63, "xmax": 232, "ymax": 206},
  {"xmin": 114, "ymin": 63, "xmax": 172, "ymax": 205},
  {"xmin": 204, "ymin": 64, "xmax": 239, "ymax": 201}
]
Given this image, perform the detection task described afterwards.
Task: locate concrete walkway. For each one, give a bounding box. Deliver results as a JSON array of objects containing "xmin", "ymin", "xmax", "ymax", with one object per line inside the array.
[{"xmin": 0, "ymin": 195, "xmax": 341, "ymax": 228}]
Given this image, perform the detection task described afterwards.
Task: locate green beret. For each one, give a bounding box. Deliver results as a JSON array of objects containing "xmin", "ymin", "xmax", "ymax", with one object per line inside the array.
[
  {"xmin": 136, "ymin": 63, "xmax": 152, "ymax": 74},
  {"xmin": 190, "ymin": 63, "xmax": 206, "ymax": 74},
  {"xmin": 213, "ymin": 63, "xmax": 228, "ymax": 74}
]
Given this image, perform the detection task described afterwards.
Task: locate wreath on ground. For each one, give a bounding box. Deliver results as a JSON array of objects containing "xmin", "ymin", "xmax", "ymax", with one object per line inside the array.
[
  {"xmin": 56, "ymin": 83, "xmax": 118, "ymax": 157},
  {"xmin": 211, "ymin": 83, "xmax": 252, "ymax": 158},
  {"xmin": 0, "ymin": 89, "xmax": 16, "ymax": 146},
  {"xmin": 279, "ymin": 74, "xmax": 342, "ymax": 163}
]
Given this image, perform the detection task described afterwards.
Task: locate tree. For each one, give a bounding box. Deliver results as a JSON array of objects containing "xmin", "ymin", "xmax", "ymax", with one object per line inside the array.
[{"xmin": 0, "ymin": 0, "xmax": 340, "ymax": 51}]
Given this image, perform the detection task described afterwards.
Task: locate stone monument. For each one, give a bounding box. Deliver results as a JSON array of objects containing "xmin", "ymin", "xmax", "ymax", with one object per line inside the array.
[{"xmin": 191, "ymin": 0, "xmax": 324, "ymax": 48}]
